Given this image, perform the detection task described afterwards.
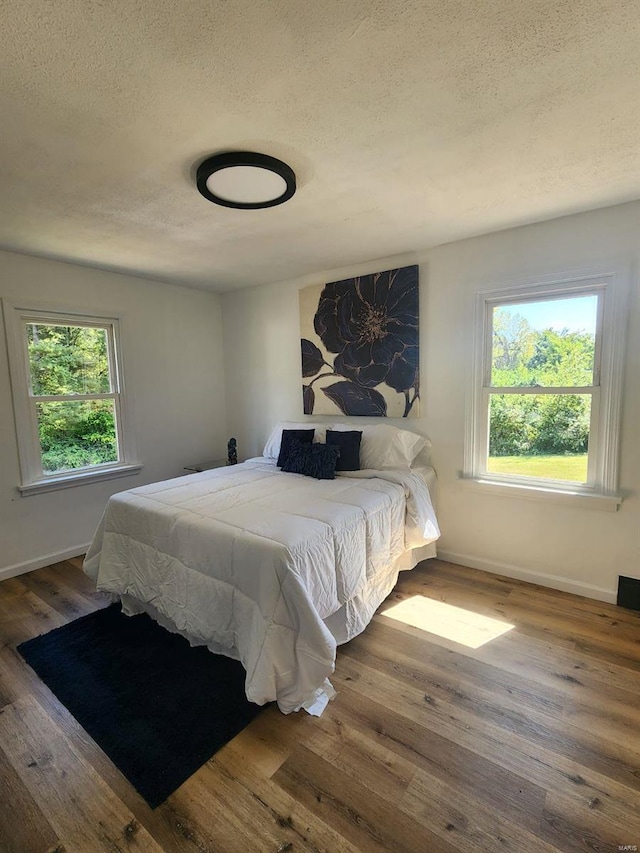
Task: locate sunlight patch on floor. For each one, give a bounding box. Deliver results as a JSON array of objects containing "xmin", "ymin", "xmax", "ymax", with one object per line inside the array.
[{"xmin": 380, "ymin": 595, "xmax": 515, "ymax": 648}]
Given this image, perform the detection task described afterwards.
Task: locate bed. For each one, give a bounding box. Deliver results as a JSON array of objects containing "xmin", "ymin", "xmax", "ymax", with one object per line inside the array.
[{"xmin": 84, "ymin": 438, "xmax": 440, "ymax": 715}]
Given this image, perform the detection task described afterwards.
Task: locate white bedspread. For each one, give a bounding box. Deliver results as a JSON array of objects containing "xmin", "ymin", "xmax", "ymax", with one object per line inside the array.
[{"xmin": 84, "ymin": 458, "xmax": 439, "ymax": 714}]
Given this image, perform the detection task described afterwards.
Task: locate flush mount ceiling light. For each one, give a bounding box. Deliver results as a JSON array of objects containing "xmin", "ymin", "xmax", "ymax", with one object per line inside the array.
[{"xmin": 196, "ymin": 151, "xmax": 296, "ymax": 209}]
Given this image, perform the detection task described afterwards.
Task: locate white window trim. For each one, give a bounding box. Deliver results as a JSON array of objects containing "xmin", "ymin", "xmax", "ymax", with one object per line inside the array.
[
  {"xmin": 2, "ymin": 299, "xmax": 141, "ymax": 495},
  {"xmin": 462, "ymin": 265, "xmax": 628, "ymax": 510}
]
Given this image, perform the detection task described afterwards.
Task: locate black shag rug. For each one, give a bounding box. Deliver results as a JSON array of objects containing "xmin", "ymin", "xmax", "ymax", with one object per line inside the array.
[{"xmin": 18, "ymin": 604, "xmax": 264, "ymax": 807}]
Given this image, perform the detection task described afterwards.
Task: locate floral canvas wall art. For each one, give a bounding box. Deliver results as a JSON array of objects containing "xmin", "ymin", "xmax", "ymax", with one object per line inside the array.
[{"xmin": 299, "ymin": 265, "xmax": 419, "ymax": 417}]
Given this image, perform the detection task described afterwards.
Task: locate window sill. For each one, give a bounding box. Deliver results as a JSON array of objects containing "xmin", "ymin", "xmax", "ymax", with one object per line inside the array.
[
  {"xmin": 458, "ymin": 475, "xmax": 622, "ymax": 512},
  {"xmin": 18, "ymin": 463, "xmax": 143, "ymax": 496}
]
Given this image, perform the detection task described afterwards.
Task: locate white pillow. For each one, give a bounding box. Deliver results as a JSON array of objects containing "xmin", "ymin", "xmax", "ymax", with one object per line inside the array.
[
  {"xmin": 262, "ymin": 422, "xmax": 331, "ymax": 460},
  {"xmin": 330, "ymin": 423, "xmax": 428, "ymax": 469},
  {"xmin": 412, "ymin": 437, "xmax": 433, "ymax": 467}
]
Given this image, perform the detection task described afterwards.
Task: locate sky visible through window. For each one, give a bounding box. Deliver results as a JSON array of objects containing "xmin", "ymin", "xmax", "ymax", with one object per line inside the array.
[{"xmin": 501, "ymin": 295, "xmax": 597, "ymax": 334}]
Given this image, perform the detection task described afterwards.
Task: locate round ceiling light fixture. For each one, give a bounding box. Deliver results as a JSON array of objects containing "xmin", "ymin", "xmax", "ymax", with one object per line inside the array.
[{"xmin": 196, "ymin": 151, "xmax": 296, "ymax": 209}]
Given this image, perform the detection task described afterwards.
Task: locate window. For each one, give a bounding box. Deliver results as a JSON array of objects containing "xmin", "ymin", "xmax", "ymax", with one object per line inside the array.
[
  {"xmin": 3, "ymin": 301, "xmax": 140, "ymax": 494},
  {"xmin": 464, "ymin": 270, "xmax": 627, "ymax": 508}
]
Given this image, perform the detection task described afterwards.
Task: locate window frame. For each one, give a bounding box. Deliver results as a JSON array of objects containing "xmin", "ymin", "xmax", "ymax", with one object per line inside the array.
[
  {"xmin": 3, "ymin": 299, "xmax": 141, "ymax": 495},
  {"xmin": 463, "ymin": 267, "xmax": 627, "ymax": 509}
]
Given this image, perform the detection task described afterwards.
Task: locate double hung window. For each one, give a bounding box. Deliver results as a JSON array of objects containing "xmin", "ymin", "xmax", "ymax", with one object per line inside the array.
[
  {"xmin": 3, "ymin": 302, "xmax": 139, "ymax": 494},
  {"xmin": 464, "ymin": 270, "xmax": 626, "ymax": 508}
]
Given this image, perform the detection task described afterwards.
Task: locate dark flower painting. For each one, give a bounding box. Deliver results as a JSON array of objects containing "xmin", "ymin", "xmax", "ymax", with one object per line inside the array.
[{"xmin": 299, "ymin": 265, "xmax": 419, "ymax": 417}]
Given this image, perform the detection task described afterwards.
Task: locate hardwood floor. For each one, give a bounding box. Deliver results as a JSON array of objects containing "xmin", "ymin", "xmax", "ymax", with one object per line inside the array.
[{"xmin": 1, "ymin": 557, "xmax": 639, "ymax": 853}]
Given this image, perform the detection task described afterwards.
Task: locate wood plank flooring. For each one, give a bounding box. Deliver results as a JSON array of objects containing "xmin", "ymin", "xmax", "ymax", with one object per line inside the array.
[{"xmin": 1, "ymin": 557, "xmax": 639, "ymax": 853}]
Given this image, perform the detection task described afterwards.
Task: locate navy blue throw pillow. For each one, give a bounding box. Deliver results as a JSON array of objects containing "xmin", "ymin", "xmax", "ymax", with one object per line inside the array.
[
  {"xmin": 326, "ymin": 430, "xmax": 362, "ymax": 471},
  {"xmin": 277, "ymin": 429, "xmax": 315, "ymax": 467},
  {"xmin": 281, "ymin": 440, "xmax": 341, "ymax": 480}
]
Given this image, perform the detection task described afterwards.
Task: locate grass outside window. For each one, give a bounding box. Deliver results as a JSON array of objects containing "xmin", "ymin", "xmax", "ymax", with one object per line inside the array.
[{"xmin": 487, "ymin": 454, "xmax": 588, "ymax": 483}]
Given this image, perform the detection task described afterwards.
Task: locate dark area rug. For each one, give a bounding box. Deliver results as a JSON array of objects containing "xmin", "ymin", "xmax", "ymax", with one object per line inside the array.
[{"xmin": 18, "ymin": 604, "xmax": 264, "ymax": 807}]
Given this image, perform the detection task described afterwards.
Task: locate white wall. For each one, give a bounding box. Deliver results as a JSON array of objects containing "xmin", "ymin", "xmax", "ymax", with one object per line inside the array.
[
  {"xmin": 0, "ymin": 251, "xmax": 227, "ymax": 577},
  {"xmin": 222, "ymin": 202, "xmax": 640, "ymax": 601}
]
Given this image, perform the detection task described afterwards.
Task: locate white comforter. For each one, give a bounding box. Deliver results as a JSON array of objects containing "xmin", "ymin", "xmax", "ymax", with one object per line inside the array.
[{"xmin": 84, "ymin": 458, "xmax": 439, "ymax": 714}]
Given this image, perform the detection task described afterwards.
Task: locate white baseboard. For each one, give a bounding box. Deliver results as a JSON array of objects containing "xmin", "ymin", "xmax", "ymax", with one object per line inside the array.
[
  {"xmin": 0, "ymin": 543, "xmax": 91, "ymax": 583},
  {"xmin": 437, "ymin": 549, "xmax": 617, "ymax": 604}
]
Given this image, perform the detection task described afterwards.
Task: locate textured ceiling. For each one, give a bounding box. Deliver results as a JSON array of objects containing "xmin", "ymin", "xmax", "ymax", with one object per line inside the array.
[{"xmin": 0, "ymin": 0, "xmax": 638, "ymax": 292}]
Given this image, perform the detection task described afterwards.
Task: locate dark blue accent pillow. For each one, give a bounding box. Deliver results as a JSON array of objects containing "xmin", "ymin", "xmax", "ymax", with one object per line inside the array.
[
  {"xmin": 281, "ymin": 440, "xmax": 341, "ymax": 480},
  {"xmin": 326, "ymin": 430, "xmax": 362, "ymax": 471},
  {"xmin": 277, "ymin": 429, "xmax": 315, "ymax": 467}
]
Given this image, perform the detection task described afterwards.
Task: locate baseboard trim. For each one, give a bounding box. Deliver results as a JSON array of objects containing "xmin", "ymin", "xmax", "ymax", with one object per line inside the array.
[
  {"xmin": 0, "ymin": 543, "xmax": 91, "ymax": 583},
  {"xmin": 437, "ymin": 549, "xmax": 616, "ymax": 604}
]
